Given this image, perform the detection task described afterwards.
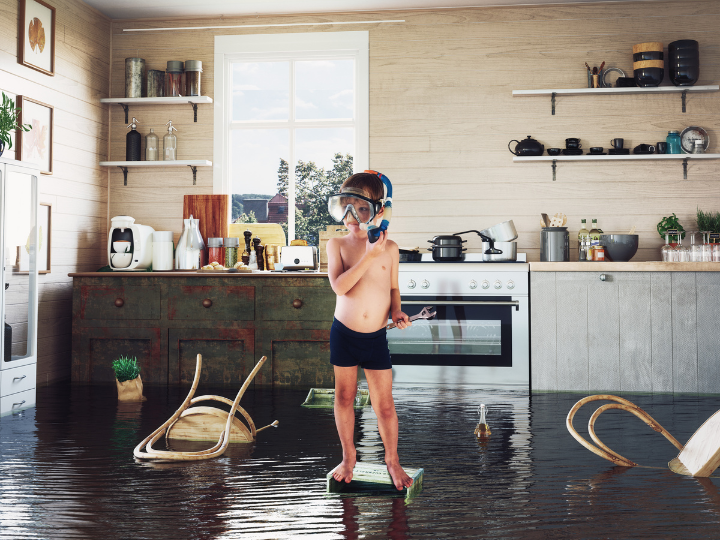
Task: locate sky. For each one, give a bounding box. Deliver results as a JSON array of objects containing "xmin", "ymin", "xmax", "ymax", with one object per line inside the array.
[{"xmin": 231, "ymin": 59, "xmax": 355, "ymax": 196}]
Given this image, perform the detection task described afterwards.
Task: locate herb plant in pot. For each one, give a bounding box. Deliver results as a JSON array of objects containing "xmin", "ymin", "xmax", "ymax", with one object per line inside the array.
[
  {"xmin": 0, "ymin": 92, "xmax": 31, "ymax": 158},
  {"xmin": 113, "ymin": 355, "xmax": 147, "ymax": 402},
  {"xmin": 657, "ymin": 213, "xmax": 685, "ymax": 244}
]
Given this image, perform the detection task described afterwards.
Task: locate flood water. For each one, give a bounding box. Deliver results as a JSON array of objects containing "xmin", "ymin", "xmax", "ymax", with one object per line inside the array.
[{"xmin": 2, "ymin": 383, "xmax": 720, "ymax": 539}]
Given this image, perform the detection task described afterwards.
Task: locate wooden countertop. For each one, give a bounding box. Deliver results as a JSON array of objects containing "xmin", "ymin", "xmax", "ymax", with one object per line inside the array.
[
  {"xmin": 69, "ymin": 271, "xmax": 329, "ymax": 277},
  {"xmin": 530, "ymin": 261, "xmax": 720, "ymax": 271}
]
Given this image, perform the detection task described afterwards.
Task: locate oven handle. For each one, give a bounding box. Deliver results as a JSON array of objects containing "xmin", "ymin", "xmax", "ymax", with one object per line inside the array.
[{"xmin": 402, "ymin": 300, "xmax": 520, "ymax": 311}]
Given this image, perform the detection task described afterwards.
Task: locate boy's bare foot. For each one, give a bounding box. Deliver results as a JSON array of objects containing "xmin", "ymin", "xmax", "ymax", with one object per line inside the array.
[
  {"xmin": 386, "ymin": 460, "xmax": 414, "ymax": 491},
  {"xmin": 332, "ymin": 457, "xmax": 356, "ymax": 484}
]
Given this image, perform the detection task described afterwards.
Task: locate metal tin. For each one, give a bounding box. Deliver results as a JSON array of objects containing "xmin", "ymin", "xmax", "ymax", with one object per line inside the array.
[
  {"xmin": 480, "ymin": 220, "xmax": 518, "ymax": 242},
  {"xmin": 540, "ymin": 227, "xmax": 569, "ymax": 262},
  {"xmin": 125, "ymin": 57, "xmax": 145, "ymax": 98},
  {"xmin": 146, "ymin": 69, "xmax": 165, "ymax": 97}
]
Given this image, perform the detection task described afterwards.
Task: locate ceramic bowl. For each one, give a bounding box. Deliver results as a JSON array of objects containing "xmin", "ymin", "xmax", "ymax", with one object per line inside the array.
[
  {"xmin": 634, "ymin": 67, "xmax": 664, "ymax": 87},
  {"xmin": 111, "ymin": 252, "xmax": 133, "ymax": 268},
  {"xmin": 547, "ymin": 148, "xmax": 561, "ymax": 156},
  {"xmin": 633, "ymin": 51, "xmax": 664, "ymax": 62},
  {"xmin": 670, "ymin": 65, "xmax": 699, "ymax": 86},
  {"xmin": 600, "ymin": 234, "xmax": 639, "ymax": 262}
]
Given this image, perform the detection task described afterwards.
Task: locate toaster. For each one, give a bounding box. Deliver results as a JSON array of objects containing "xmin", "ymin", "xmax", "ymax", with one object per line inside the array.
[{"xmin": 280, "ymin": 245, "xmax": 319, "ymax": 271}]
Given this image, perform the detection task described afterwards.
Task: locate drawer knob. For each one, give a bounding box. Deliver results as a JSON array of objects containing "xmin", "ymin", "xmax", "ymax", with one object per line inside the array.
[
  {"xmin": 600, "ymin": 274, "xmax": 607, "ymax": 281},
  {"xmin": 202, "ymin": 298, "xmax": 213, "ymax": 308},
  {"xmin": 114, "ymin": 298, "xmax": 124, "ymax": 308},
  {"xmin": 292, "ymin": 299, "xmax": 303, "ymax": 309}
]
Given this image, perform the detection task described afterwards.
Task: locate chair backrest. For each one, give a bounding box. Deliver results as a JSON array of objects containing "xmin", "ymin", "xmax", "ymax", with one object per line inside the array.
[{"xmin": 676, "ymin": 409, "xmax": 720, "ymax": 477}]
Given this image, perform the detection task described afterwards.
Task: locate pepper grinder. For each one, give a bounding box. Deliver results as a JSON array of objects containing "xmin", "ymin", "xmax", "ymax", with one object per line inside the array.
[
  {"xmin": 253, "ymin": 237, "xmax": 264, "ymax": 271},
  {"xmin": 242, "ymin": 229, "xmax": 252, "ymax": 266}
]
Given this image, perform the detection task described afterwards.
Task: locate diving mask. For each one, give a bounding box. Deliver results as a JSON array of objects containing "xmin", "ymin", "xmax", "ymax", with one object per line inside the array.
[{"xmin": 327, "ymin": 188, "xmax": 383, "ymax": 225}]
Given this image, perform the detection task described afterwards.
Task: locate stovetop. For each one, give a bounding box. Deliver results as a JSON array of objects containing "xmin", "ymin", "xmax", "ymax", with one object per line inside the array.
[{"xmin": 401, "ymin": 253, "xmax": 527, "ymax": 263}]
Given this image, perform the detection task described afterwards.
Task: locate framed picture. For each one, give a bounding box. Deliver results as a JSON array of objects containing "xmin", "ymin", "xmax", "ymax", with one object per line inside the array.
[
  {"xmin": 16, "ymin": 96, "xmax": 53, "ymax": 174},
  {"xmin": 19, "ymin": 0, "xmax": 55, "ymax": 76}
]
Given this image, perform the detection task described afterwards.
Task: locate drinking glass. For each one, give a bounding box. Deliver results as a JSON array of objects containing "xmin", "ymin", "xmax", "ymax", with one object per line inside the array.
[
  {"xmin": 688, "ymin": 231, "xmax": 703, "ymax": 262},
  {"xmin": 701, "ymin": 231, "xmax": 713, "ymax": 262},
  {"xmin": 661, "ymin": 234, "xmax": 677, "ymax": 262},
  {"xmin": 675, "ymin": 234, "xmax": 690, "ymax": 262},
  {"xmin": 713, "ymin": 244, "xmax": 720, "ymax": 262}
]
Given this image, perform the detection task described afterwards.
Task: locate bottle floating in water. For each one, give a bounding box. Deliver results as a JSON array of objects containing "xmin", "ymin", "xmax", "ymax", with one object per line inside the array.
[
  {"xmin": 474, "ymin": 403, "xmax": 491, "ymax": 439},
  {"xmin": 355, "ymin": 385, "xmax": 362, "ymax": 407}
]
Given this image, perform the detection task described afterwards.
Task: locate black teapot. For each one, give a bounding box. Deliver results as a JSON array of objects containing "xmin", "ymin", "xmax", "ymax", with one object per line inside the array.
[{"xmin": 508, "ymin": 135, "xmax": 545, "ymax": 156}]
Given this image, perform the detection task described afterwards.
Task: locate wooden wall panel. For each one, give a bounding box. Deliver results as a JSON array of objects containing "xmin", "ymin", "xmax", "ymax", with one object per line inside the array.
[
  {"xmin": 107, "ymin": 1, "xmax": 720, "ymax": 264},
  {"xmin": 1, "ymin": 0, "xmax": 110, "ymax": 383}
]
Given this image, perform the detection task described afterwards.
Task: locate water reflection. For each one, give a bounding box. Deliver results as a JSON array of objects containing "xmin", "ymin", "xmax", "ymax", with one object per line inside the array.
[{"xmin": 2, "ymin": 386, "xmax": 720, "ymax": 538}]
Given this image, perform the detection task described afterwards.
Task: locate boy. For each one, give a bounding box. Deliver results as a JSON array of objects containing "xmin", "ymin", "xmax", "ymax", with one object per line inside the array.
[{"xmin": 325, "ymin": 171, "xmax": 414, "ymax": 491}]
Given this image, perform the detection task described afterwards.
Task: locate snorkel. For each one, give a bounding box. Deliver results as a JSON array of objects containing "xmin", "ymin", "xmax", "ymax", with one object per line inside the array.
[{"xmin": 362, "ymin": 170, "xmax": 392, "ymax": 244}]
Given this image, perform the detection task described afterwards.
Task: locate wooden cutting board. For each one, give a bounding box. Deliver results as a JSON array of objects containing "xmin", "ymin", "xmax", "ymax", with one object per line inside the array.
[{"xmin": 183, "ymin": 195, "xmax": 229, "ymax": 242}]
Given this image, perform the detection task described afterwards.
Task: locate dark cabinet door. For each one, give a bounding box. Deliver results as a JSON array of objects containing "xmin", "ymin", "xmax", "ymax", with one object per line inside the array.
[
  {"xmin": 259, "ymin": 284, "xmax": 335, "ymax": 321},
  {"xmin": 80, "ymin": 285, "xmax": 161, "ymax": 320},
  {"xmin": 256, "ymin": 327, "xmax": 333, "ymax": 388},
  {"xmin": 167, "ymin": 284, "xmax": 255, "ymax": 321},
  {"xmin": 168, "ymin": 328, "xmax": 255, "ymax": 385}
]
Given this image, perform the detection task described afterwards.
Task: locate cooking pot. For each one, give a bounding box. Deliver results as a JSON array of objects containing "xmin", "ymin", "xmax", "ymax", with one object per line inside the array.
[
  {"xmin": 428, "ymin": 244, "xmax": 466, "ymax": 261},
  {"xmin": 427, "ymin": 235, "xmax": 466, "ymax": 247},
  {"xmin": 399, "ymin": 249, "xmax": 422, "ymax": 262},
  {"xmin": 479, "ymin": 220, "xmax": 518, "ymax": 242},
  {"xmin": 508, "ymin": 135, "xmax": 545, "ymax": 157},
  {"xmin": 481, "ymin": 241, "xmax": 517, "ymax": 262}
]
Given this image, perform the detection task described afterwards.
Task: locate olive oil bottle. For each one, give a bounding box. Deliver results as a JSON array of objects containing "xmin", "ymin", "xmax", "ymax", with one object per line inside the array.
[
  {"xmin": 578, "ymin": 219, "xmax": 589, "ymax": 260},
  {"xmin": 589, "ymin": 219, "xmax": 602, "ymax": 247}
]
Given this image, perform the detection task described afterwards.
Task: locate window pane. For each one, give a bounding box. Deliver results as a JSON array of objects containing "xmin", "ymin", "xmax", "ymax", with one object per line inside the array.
[
  {"xmin": 295, "ymin": 60, "xmax": 354, "ymax": 120},
  {"xmin": 294, "ymin": 128, "xmax": 354, "ymax": 246},
  {"xmin": 231, "ymin": 129, "xmax": 288, "ymax": 229},
  {"xmin": 232, "ymin": 62, "xmax": 289, "ymax": 122}
]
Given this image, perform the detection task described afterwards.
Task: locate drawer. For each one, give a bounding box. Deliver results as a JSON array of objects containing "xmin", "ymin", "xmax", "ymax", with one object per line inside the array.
[
  {"xmin": 1, "ymin": 388, "xmax": 35, "ymax": 416},
  {"xmin": 168, "ymin": 285, "xmax": 255, "ymax": 321},
  {"xmin": 1, "ymin": 364, "xmax": 36, "ymax": 397},
  {"xmin": 260, "ymin": 286, "xmax": 335, "ymax": 321},
  {"xmin": 80, "ymin": 285, "xmax": 161, "ymax": 320}
]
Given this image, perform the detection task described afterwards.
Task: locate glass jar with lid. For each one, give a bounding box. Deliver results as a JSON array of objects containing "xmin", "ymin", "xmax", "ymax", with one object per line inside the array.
[
  {"xmin": 185, "ymin": 60, "xmax": 202, "ymax": 96},
  {"xmin": 207, "ymin": 237, "xmax": 224, "ymax": 267},
  {"xmin": 224, "ymin": 237, "xmax": 239, "ymax": 267},
  {"xmin": 666, "ymin": 130, "xmax": 682, "ymax": 154},
  {"xmin": 165, "ymin": 61, "xmax": 184, "ymax": 97}
]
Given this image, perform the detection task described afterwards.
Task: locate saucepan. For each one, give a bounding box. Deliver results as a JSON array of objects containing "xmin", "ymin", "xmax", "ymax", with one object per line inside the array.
[{"xmin": 479, "ymin": 220, "xmax": 518, "ymax": 242}]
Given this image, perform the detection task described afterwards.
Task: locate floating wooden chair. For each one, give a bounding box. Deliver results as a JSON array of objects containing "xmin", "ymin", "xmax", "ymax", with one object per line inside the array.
[
  {"xmin": 567, "ymin": 394, "xmax": 720, "ymax": 477},
  {"xmin": 133, "ymin": 354, "xmax": 278, "ymax": 462}
]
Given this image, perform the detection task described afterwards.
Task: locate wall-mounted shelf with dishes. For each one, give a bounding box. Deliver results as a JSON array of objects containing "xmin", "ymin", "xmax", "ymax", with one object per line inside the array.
[
  {"xmin": 100, "ymin": 96, "xmax": 213, "ymax": 122},
  {"xmin": 99, "ymin": 160, "xmax": 212, "ymax": 186},
  {"xmin": 512, "ymin": 85, "xmax": 719, "ymax": 114},
  {"xmin": 514, "ymin": 153, "xmax": 720, "ymax": 181}
]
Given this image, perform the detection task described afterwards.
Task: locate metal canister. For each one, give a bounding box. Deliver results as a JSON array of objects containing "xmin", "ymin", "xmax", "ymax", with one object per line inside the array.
[
  {"xmin": 185, "ymin": 60, "xmax": 202, "ymax": 96},
  {"xmin": 165, "ymin": 61, "xmax": 184, "ymax": 97},
  {"xmin": 224, "ymin": 237, "xmax": 239, "ymax": 267},
  {"xmin": 146, "ymin": 69, "xmax": 165, "ymax": 97},
  {"xmin": 125, "ymin": 57, "xmax": 145, "ymax": 98},
  {"xmin": 540, "ymin": 227, "xmax": 569, "ymax": 262}
]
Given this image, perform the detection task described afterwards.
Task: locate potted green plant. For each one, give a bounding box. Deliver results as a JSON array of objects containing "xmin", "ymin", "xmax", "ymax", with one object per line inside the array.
[
  {"xmin": 697, "ymin": 208, "xmax": 720, "ymax": 235},
  {"xmin": 657, "ymin": 213, "xmax": 685, "ymax": 243},
  {"xmin": 0, "ymin": 92, "xmax": 31, "ymax": 157},
  {"xmin": 112, "ymin": 355, "xmax": 146, "ymax": 402}
]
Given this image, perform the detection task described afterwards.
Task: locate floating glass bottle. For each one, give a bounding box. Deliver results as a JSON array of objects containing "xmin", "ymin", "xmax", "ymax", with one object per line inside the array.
[{"xmin": 474, "ymin": 403, "xmax": 491, "ymax": 439}]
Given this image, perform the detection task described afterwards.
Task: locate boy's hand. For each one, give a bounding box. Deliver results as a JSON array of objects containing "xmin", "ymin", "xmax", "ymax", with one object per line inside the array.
[
  {"xmin": 365, "ymin": 230, "xmax": 387, "ymax": 258},
  {"xmin": 391, "ymin": 310, "xmax": 412, "ymax": 330}
]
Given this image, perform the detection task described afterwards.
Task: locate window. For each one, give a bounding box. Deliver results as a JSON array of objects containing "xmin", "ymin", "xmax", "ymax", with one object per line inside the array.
[{"xmin": 214, "ymin": 32, "xmax": 369, "ymax": 244}]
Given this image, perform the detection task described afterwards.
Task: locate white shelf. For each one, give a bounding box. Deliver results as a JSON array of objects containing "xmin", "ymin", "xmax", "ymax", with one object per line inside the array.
[
  {"xmin": 100, "ymin": 96, "xmax": 213, "ymax": 105},
  {"xmin": 512, "ymin": 85, "xmax": 719, "ymax": 96},
  {"xmin": 513, "ymin": 154, "xmax": 720, "ymax": 162},
  {"xmin": 100, "ymin": 160, "xmax": 212, "ymax": 185},
  {"xmin": 100, "ymin": 160, "xmax": 212, "ymax": 167}
]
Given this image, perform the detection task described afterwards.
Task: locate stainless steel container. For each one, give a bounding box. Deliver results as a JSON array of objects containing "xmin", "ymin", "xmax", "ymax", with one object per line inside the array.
[
  {"xmin": 146, "ymin": 69, "xmax": 165, "ymax": 97},
  {"xmin": 125, "ymin": 57, "xmax": 145, "ymax": 98},
  {"xmin": 480, "ymin": 220, "xmax": 518, "ymax": 242},
  {"xmin": 540, "ymin": 227, "xmax": 569, "ymax": 262},
  {"xmin": 481, "ymin": 241, "xmax": 517, "ymax": 261}
]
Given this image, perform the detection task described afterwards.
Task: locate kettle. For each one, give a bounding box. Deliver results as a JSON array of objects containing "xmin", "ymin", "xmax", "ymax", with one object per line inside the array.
[{"xmin": 508, "ymin": 135, "xmax": 545, "ymax": 156}]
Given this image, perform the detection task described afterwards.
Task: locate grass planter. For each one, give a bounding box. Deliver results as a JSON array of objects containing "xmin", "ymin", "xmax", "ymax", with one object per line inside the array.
[{"xmin": 113, "ymin": 356, "xmax": 146, "ymax": 402}]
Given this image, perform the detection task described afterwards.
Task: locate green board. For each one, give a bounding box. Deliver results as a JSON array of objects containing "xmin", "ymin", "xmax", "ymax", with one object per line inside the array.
[
  {"xmin": 301, "ymin": 388, "xmax": 371, "ymax": 409},
  {"xmin": 326, "ymin": 462, "xmax": 424, "ymax": 502}
]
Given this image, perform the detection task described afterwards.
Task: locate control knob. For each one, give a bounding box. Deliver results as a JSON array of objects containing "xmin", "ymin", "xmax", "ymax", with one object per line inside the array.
[
  {"xmin": 507, "ymin": 280, "xmax": 515, "ymax": 290},
  {"xmin": 407, "ymin": 279, "xmax": 416, "ymax": 289},
  {"xmin": 494, "ymin": 280, "xmax": 502, "ymax": 290},
  {"xmin": 469, "ymin": 280, "xmax": 478, "ymax": 290},
  {"xmin": 481, "ymin": 280, "xmax": 490, "ymax": 290},
  {"xmin": 421, "ymin": 280, "xmax": 430, "ymax": 289}
]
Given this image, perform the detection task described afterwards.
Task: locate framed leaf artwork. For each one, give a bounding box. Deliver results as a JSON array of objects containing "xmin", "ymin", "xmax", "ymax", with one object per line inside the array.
[
  {"xmin": 16, "ymin": 96, "xmax": 53, "ymax": 175},
  {"xmin": 19, "ymin": 0, "xmax": 56, "ymax": 76}
]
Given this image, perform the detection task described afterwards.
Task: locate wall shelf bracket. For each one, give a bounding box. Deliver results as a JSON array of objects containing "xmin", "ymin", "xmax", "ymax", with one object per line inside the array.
[
  {"xmin": 189, "ymin": 102, "xmax": 199, "ymax": 122},
  {"xmin": 119, "ymin": 166, "xmax": 128, "ymax": 186},
  {"xmin": 551, "ymin": 92, "xmax": 556, "ymax": 115},
  {"xmin": 683, "ymin": 157, "xmax": 688, "ymax": 179},
  {"xmin": 189, "ymin": 165, "xmax": 198, "ymax": 185},
  {"xmin": 552, "ymin": 159, "xmax": 557, "ymax": 181},
  {"xmin": 120, "ymin": 104, "xmax": 129, "ymax": 123},
  {"xmin": 681, "ymin": 90, "xmax": 687, "ymax": 113}
]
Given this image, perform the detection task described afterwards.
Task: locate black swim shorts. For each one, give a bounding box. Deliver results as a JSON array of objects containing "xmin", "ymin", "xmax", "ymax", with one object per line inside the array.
[{"xmin": 330, "ymin": 318, "xmax": 392, "ymax": 370}]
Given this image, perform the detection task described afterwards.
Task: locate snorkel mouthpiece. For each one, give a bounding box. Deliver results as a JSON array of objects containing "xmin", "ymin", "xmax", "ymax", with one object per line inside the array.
[{"xmin": 363, "ymin": 170, "xmax": 392, "ymax": 243}]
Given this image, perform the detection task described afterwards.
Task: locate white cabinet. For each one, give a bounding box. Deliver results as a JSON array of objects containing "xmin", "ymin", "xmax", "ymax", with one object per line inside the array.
[{"xmin": 0, "ymin": 157, "xmax": 39, "ymax": 416}]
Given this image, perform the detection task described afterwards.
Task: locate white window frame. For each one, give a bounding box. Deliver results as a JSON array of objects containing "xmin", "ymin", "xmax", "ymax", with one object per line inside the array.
[{"xmin": 213, "ymin": 31, "xmax": 369, "ymax": 241}]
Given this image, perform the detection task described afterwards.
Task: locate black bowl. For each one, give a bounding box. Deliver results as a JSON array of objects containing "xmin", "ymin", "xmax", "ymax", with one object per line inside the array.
[
  {"xmin": 633, "ymin": 51, "xmax": 664, "ymax": 62},
  {"xmin": 634, "ymin": 67, "xmax": 664, "ymax": 87},
  {"xmin": 600, "ymin": 234, "xmax": 639, "ymax": 262},
  {"xmin": 669, "ymin": 50, "xmax": 699, "ymax": 60},
  {"xmin": 668, "ymin": 39, "xmax": 698, "ymax": 51},
  {"xmin": 547, "ymin": 148, "xmax": 561, "ymax": 156},
  {"xmin": 670, "ymin": 65, "xmax": 699, "ymax": 86}
]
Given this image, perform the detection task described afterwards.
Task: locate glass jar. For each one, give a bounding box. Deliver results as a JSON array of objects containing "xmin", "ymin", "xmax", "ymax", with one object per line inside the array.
[
  {"xmin": 224, "ymin": 237, "xmax": 239, "ymax": 267},
  {"xmin": 593, "ymin": 245, "xmax": 605, "ymax": 261},
  {"xmin": 675, "ymin": 235, "xmax": 690, "ymax": 262},
  {"xmin": 661, "ymin": 234, "xmax": 676, "ymax": 262},
  {"xmin": 666, "ymin": 130, "xmax": 682, "ymax": 154},
  {"xmin": 713, "ymin": 244, "xmax": 720, "ymax": 263},
  {"xmin": 207, "ymin": 237, "xmax": 224, "ymax": 267},
  {"xmin": 165, "ymin": 61, "xmax": 184, "ymax": 97},
  {"xmin": 185, "ymin": 60, "xmax": 202, "ymax": 96}
]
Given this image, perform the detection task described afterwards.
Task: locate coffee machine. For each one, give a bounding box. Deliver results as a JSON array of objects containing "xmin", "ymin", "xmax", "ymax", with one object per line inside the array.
[{"xmin": 107, "ymin": 215, "xmax": 155, "ymax": 271}]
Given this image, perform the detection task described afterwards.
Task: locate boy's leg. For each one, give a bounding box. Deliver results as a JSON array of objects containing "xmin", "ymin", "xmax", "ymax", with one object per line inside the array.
[
  {"xmin": 333, "ymin": 365, "xmax": 359, "ymax": 483},
  {"xmin": 363, "ymin": 368, "xmax": 414, "ymax": 491}
]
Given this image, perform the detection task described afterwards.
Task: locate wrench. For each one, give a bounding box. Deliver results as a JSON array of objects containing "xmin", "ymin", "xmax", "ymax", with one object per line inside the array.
[{"xmin": 386, "ymin": 306, "xmax": 437, "ymax": 330}]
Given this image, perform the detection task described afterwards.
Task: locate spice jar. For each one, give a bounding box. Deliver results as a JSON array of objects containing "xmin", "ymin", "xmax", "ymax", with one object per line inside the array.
[
  {"xmin": 224, "ymin": 237, "xmax": 239, "ymax": 267},
  {"xmin": 184, "ymin": 60, "xmax": 202, "ymax": 96},
  {"xmin": 165, "ymin": 61, "xmax": 184, "ymax": 97},
  {"xmin": 593, "ymin": 245, "xmax": 605, "ymax": 261},
  {"xmin": 207, "ymin": 237, "xmax": 224, "ymax": 267}
]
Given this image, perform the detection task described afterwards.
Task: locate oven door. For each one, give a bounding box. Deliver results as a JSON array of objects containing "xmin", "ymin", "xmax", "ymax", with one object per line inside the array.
[{"xmin": 387, "ymin": 295, "xmax": 529, "ymax": 388}]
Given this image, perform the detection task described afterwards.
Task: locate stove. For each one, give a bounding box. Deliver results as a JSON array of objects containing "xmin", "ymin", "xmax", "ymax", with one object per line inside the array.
[{"xmin": 389, "ymin": 252, "xmax": 530, "ymax": 389}]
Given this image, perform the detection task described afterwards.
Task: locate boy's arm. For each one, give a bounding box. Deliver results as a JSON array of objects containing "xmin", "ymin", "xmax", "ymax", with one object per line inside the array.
[
  {"xmin": 327, "ymin": 233, "xmax": 388, "ymax": 297},
  {"xmin": 389, "ymin": 241, "xmax": 411, "ymax": 329}
]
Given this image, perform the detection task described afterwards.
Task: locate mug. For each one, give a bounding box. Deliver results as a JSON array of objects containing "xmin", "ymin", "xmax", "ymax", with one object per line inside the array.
[
  {"xmin": 565, "ymin": 138, "xmax": 581, "ymax": 148},
  {"xmin": 656, "ymin": 142, "xmax": 667, "ymax": 154},
  {"xmin": 610, "ymin": 138, "xmax": 624, "ymax": 149}
]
